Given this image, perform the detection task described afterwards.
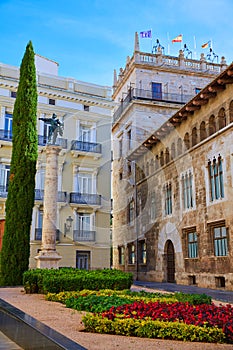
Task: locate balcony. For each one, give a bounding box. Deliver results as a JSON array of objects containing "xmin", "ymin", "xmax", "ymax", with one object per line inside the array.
[
  {"xmin": 69, "ymin": 193, "xmax": 101, "ymax": 206},
  {"xmin": 34, "ymin": 189, "xmax": 67, "ymax": 202},
  {"xmin": 71, "ymin": 140, "xmax": 102, "ymax": 159},
  {"xmin": 113, "ymin": 88, "xmax": 194, "ymax": 124},
  {"xmin": 38, "ymin": 135, "xmax": 67, "ymax": 148},
  {"xmin": 35, "ymin": 228, "xmax": 60, "ymax": 241},
  {"xmin": 0, "ymin": 131, "xmax": 67, "ymax": 148},
  {"xmin": 73, "ymin": 230, "xmax": 96, "ymax": 242},
  {"xmin": 0, "ymin": 188, "xmax": 67, "ymax": 202}
]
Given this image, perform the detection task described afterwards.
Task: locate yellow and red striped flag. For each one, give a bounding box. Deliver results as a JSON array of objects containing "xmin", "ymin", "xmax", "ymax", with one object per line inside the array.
[
  {"xmin": 172, "ymin": 34, "xmax": 182, "ymax": 43},
  {"xmin": 202, "ymin": 41, "xmax": 210, "ymax": 49}
]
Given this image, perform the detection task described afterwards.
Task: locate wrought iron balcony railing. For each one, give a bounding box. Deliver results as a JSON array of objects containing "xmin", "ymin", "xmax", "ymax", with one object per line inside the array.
[
  {"xmin": 113, "ymin": 88, "xmax": 194, "ymax": 123},
  {"xmin": 0, "ymin": 187, "xmax": 67, "ymax": 202},
  {"xmin": 69, "ymin": 192, "xmax": 101, "ymax": 206},
  {"xmin": 73, "ymin": 230, "xmax": 96, "ymax": 242},
  {"xmin": 0, "ymin": 131, "xmax": 67, "ymax": 148},
  {"xmin": 71, "ymin": 140, "xmax": 102, "ymax": 154},
  {"xmin": 34, "ymin": 189, "xmax": 67, "ymax": 202},
  {"xmin": 38, "ymin": 135, "xmax": 68, "ymax": 148},
  {"xmin": 35, "ymin": 228, "xmax": 60, "ymax": 241}
]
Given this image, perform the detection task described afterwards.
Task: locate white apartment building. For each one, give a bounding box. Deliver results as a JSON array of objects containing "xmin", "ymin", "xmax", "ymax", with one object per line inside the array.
[{"xmin": 0, "ymin": 55, "xmax": 114, "ymax": 270}]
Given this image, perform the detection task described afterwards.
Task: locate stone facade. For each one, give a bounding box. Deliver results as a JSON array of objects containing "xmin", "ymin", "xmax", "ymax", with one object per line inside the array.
[
  {"xmin": 0, "ymin": 56, "xmax": 113, "ymax": 270},
  {"xmin": 112, "ymin": 32, "xmax": 232, "ymax": 290},
  {"xmin": 115, "ymin": 62, "xmax": 233, "ymax": 291}
]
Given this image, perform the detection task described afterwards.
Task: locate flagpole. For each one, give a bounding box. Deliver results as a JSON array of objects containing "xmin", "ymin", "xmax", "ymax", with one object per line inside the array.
[
  {"xmin": 167, "ymin": 32, "xmax": 170, "ymax": 55},
  {"xmin": 193, "ymin": 35, "xmax": 197, "ymax": 59},
  {"xmin": 151, "ymin": 28, "xmax": 153, "ymax": 53}
]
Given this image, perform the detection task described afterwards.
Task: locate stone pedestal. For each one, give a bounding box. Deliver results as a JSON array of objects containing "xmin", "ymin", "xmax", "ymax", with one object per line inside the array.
[{"xmin": 35, "ymin": 145, "xmax": 62, "ymax": 268}]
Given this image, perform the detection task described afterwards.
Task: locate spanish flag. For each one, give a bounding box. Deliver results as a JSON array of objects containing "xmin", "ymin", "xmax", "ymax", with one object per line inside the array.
[
  {"xmin": 172, "ymin": 34, "xmax": 183, "ymax": 43},
  {"xmin": 202, "ymin": 41, "xmax": 210, "ymax": 49}
]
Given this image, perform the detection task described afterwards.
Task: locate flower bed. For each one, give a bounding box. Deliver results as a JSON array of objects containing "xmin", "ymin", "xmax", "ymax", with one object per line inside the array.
[
  {"xmin": 99, "ymin": 300, "xmax": 233, "ymax": 343},
  {"xmin": 82, "ymin": 315, "xmax": 225, "ymax": 343},
  {"xmin": 46, "ymin": 288, "xmax": 233, "ymax": 343}
]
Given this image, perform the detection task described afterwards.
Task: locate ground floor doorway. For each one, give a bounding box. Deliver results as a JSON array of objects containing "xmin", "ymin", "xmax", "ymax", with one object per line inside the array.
[
  {"xmin": 76, "ymin": 250, "xmax": 90, "ymax": 270},
  {"xmin": 165, "ymin": 240, "xmax": 175, "ymax": 283}
]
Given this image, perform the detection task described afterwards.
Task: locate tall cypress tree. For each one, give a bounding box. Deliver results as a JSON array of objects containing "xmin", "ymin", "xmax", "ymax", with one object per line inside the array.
[{"xmin": 1, "ymin": 41, "xmax": 38, "ymax": 285}]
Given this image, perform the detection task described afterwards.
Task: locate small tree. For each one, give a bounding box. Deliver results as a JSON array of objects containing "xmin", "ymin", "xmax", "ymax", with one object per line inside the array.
[{"xmin": 1, "ymin": 41, "xmax": 38, "ymax": 285}]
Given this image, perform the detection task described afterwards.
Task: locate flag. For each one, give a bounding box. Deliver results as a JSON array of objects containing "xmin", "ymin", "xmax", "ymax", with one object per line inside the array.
[
  {"xmin": 140, "ymin": 30, "xmax": 152, "ymax": 38},
  {"xmin": 202, "ymin": 41, "xmax": 210, "ymax": 49},
  {"xmin": 172, "ymin": 34, "xmax": 182, "ymax": 43}
]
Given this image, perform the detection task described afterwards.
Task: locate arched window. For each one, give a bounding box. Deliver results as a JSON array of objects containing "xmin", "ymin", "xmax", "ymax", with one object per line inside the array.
[
  {"xmin": 229, "ymin": 101, "xmax": 233, "ymax": 123},
  {"xmin": 184, "ymin": 133, "xmax": 190, "ymax": 150},
  {"xmin": 200, "ymin": 121, "xmax": 207, "ymax": 141},
  {"xmin": 146, "ymin": 162, "xmax": 149, "ymax": 176},
  {"xmin": 171, "ymin": 142, "xmax": 176, "ymax": 159},
  {"xmin": 165, "ymin": 147, "xmax": 170, "ymax": 164},
  {"xmin": 218, "ymin": 108, "xmax": 226, "ymax": 130},
  {"xmin": 155, "ymin": 155, "xmax": 159, "ymax": 170},
  {"xmin": 160, "ymin": 151, "xmax": 164, "ymax": 166},
  {"xmin": 177, "ymin": 138, "xmax": 182, "ymax": 156},
  {"xmin": 209, "ymin": 115, "xmax": 216, "ymax": 136},
  {"xmin": 191, "ymin": 127, "xmax": 197, "ymax": 147}
]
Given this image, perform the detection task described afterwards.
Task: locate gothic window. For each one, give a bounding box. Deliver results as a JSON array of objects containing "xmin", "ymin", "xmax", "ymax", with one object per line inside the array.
[
  {"xmin": 209, "ymin": 115, "xmax": 216, "ymax": 136},
  {"xmin": 155, "ymin": 155, "xmax": 159, "ymax": 170},
  {"xmin": 218, "ymin": 108, "xmax": 226, "ymax": 130},
  {"xmin": 191, "ymin": 127, "xmax": 197, "ymax": 147},
  {"xmin": 128, "ymin": 199, "xmax": 135, "ymax": 224},
  {"xmin": 165, "ymin": 147, "xmax": 170, "ymax": 164},
  {"xmin": 171, "ymin": 142, "xmax": 175, "ymax": 160},
  {"xmin": 177, "ymin": 138, "xmax": 182, "ymax": 156},
  {"xmin": 184, "ymin": 132, "xmax": 190, "ymax": 150},
  {"xmin": 200, "ymin": 121, "xmax": 207, "ymax": 141},
  {"xmin": 208, "ymin": 155, "xmax": 224, "ymax": 201},
  {"xmin": 164, "ymin": 182, "xmax": 172, "ymax": 216},
  {"xmin": 160, "ymin": 151, "xmax": 164, "ymax": 166},
  {"xmin": 127, "ymin": 129, "xmax": 132, "ymax": 150},
  {"xmin": 146, "ymin": 161, "xmax": 149, "ymax": 176},
  {"xmin": 181, "ymin": 171, "xmax": 194, "ymax": 210}
]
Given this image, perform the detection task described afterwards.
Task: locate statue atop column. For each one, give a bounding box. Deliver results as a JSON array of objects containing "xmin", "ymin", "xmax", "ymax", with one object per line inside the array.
[{"xmin": 39, "ymin": 113, "xmax": 64, "ymax": 144}]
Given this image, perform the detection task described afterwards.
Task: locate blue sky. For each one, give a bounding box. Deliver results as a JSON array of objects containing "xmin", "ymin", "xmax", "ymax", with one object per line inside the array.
[{"xmin": 0, "ymin": 0, "xmax": 233, "ymax": 87}]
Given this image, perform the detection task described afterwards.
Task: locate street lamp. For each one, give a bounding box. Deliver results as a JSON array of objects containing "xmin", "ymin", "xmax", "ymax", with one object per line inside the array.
[{"xmin": 64, "ymin": 215, "xmax": 73, "ymax": 237}]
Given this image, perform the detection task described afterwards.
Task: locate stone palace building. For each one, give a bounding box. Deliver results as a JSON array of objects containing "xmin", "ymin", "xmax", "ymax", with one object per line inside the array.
[{"xmin": 112, "ymin": 32, "xmax": 233, "ymax": 290}]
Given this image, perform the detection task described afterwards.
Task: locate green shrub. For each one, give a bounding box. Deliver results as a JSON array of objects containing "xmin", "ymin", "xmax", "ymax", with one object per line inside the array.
[
  {"xmin": 23, "ymin": 268, "xmax": 133, "ymax": 294},
  {"xmin": 65, "ymin": 294, "xmax": 133, "ymax": 312},
  {"xmin": 82, "ymin": 314, "xmax": 225, "ymax": 343},
  {"xmin": 174, "ymin": 292, "xmax": 212, "ymax": 305}
]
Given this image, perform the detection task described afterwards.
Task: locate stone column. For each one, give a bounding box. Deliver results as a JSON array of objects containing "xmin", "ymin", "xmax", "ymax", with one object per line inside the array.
[{"xmin": 35, "ymin": 145, "xmax": 62, "ymax": 268}]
